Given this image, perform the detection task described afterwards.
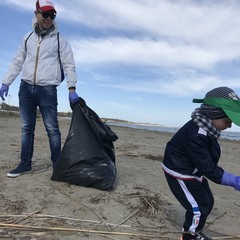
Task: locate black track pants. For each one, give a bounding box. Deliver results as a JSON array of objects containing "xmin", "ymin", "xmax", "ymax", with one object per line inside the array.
[{"xmin": 164, "ymin": 173, "xmax": 214, "ymax": 233}]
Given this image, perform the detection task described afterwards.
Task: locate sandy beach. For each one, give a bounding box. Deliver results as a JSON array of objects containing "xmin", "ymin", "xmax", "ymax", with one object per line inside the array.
[{"xmin": 0, "ymin": 115, "xmax": 240, "ymax": 240}]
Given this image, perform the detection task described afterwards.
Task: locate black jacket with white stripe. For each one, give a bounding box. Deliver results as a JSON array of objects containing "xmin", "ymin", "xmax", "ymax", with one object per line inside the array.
[{"xmin": 162, "ymin": 120, "xmax": 224, "ymax": 184}]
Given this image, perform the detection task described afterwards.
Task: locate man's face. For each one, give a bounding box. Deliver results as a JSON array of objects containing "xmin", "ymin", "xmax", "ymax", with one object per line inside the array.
[{"xmin": 35, "ymin": 10, "xmax": 56, "ymax": 29}]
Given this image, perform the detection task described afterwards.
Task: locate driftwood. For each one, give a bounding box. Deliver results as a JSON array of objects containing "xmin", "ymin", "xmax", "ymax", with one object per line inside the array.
[
  {"xmin": 0, "ymin": 216, "xmax": 240, "ymax": 239},
  {"xmin": 0, "ymin": 222, "xmax": 179, "ymax": 239},
  {"xmin": 0, "ymin": 190, "xmax": 239, "ymax": 240},
  {"xmin": 0, "ymin": 213, "xmax": 131, "ymax": 228}
]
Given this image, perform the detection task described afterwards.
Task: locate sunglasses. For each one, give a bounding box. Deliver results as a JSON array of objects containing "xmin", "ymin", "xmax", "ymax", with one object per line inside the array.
[{"xmin": 37, "ymin": 10, "xmax": 56, "ymax": 20}]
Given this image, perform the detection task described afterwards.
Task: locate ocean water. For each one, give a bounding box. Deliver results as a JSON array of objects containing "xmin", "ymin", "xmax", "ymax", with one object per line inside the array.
[{"xmin": 109, "ymin": 122, "xmax": 240, "ymax": 141}]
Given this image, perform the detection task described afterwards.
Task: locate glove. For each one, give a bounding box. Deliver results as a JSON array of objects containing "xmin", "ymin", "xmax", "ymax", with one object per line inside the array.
[
  {"xmin": 0, "ymin": 84, "xmax": 9, "ymax": 101},
  {"xmin": 69, "ymin": 91, "xmax": 79, "ymax": 104},
  {"xmin": 221, "ymin": 171, "xmax": 240, "ymax": 191}
]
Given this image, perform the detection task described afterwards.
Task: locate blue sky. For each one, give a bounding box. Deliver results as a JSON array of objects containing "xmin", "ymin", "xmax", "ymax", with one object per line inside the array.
[{"xmin": 1, "ymin": 0, "xmax": 240, "ymax": 131}]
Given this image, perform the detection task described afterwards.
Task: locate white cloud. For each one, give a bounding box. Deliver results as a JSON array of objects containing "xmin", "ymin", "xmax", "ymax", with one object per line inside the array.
[
  {"xmin": 58, "ymin": 0, "xmax": 240, "ymax": 44},
  {"xmin": 57, "ymin": 1, "xmax": 240, "ymax": 71},
  {"xmin": 71, "ymin": 37, "xmax": 240, "ymax": 70},
  {"xmin": 3, "ymin": 0, "xmax": 240, "ymax": 69}
]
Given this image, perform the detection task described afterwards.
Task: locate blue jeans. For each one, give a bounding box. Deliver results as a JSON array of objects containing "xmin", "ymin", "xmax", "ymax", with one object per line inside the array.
[{"xmin": 18, "ymin": 81, "xmax": 61, "ymax": 166}]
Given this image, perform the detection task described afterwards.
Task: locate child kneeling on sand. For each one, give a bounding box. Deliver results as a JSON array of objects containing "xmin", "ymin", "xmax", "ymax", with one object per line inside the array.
[{"xmin": 162, "ymin": 86, "xmax": 240, "ymax": 240}]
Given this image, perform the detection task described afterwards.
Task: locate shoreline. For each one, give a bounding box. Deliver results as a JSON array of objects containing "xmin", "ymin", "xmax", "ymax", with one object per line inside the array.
[{"xmin": 1, "ymin": 112, "xmax": 240, "ymax": 141}]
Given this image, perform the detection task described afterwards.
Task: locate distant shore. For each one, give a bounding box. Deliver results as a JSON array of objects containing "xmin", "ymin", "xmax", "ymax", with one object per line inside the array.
[{"xmin": 0, "ymin": 109, "xmax": 164, "ymax": 127}]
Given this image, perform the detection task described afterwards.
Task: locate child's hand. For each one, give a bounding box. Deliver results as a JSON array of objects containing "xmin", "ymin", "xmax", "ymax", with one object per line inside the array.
[
  {"xmin": 235, "ymin": 176, "xmax": 240, "ymax": 191},
  {"xmin": 221, "ymin": 171, "xmax": 240, "ymax": 191}
]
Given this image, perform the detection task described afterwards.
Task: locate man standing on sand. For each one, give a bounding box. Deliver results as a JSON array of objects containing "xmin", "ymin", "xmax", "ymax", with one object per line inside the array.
[{"xmin": 0, "ymin": 0, "xmax": 79, "ymax": 177}]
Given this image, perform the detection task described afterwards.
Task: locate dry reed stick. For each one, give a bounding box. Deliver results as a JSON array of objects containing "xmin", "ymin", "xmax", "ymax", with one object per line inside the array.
[
  {"xmin": 3, "ymin": 222, "xmax": 239, "ymax": 239},
  {"xmin": 111, "ymin": 208, "xmax": 140, "ymax": 230},
  {"xmin": 0, "ymin": 214, "xmax": 131, "ymax": 228},
  {"xmin": 0, "ymin": 213, "xmax": 165, "ymax": 230},
  {"xmin": 58, "ymin": 188, "xmax": 110, "ymax": 230},
  {"xmin": 141, "ymin": 194, "xmax": 157, "ymax": 215},
  {"xmin": 212, "ymin": 237, "xmax": 240, "ymax": 239},
  {"xmin": 0, "ymin": 222, "xmax": 179, "ymax": 239},
  {"xmin": 13, "ymin": 210, "xmax": 40, "ymax": 224},
  {"xmin": 100, "ymin": 234, "xmax": 120, "ymax": 240}
]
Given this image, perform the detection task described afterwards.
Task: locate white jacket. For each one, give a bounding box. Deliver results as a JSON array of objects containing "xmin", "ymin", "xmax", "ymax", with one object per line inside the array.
[{"xmin": 2, "ymin": 18, "xmax": 77, "ymax": 88}]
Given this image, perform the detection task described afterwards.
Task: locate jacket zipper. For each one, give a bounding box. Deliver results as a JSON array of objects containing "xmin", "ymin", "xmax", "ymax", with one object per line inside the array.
[{"xmin": 33, "ymin": 36, "xmax": 41, "ymax": 85}]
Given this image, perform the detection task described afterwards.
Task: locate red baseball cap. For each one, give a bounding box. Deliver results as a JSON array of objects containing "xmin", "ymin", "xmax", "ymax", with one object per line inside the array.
[{"xmin": 36, "ymin": 0, "xmax": 56, "ymax": 13}]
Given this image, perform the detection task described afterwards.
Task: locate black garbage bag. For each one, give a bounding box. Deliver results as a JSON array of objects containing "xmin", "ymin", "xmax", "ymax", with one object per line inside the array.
[{"xmin": 51, "ymin": 97, "xmax": 118, "ymax": 191}]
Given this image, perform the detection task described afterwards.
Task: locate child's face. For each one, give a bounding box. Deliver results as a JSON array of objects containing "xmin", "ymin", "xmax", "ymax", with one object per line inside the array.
[{"xmin": 212, "ymin": 117, "xmax": 232, "ymax": 131}]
